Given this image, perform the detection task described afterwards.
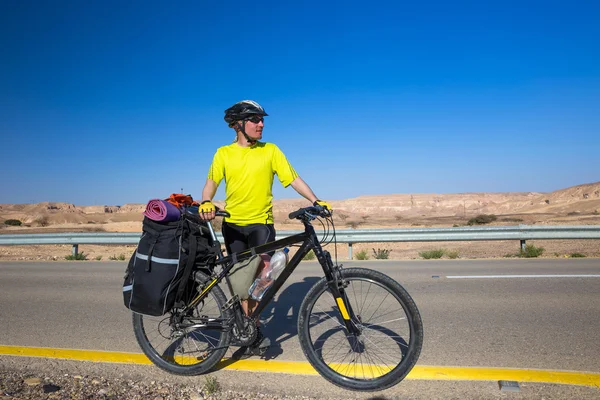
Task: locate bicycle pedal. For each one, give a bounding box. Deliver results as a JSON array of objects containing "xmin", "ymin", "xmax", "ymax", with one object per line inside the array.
[{"xmin": 222, "ymin": 294, "xmax": 240, "ymax": 311}]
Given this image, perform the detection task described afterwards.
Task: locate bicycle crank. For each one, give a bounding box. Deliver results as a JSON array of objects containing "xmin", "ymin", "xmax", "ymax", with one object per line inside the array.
[{"xmin": 231, "ymin": 315, "xmax": 257, "ymax": 347}]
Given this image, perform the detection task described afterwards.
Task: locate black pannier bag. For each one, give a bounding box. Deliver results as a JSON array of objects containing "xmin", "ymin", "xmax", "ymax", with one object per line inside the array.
[{"xmin": 123, "ymin": 215, "xmax": 217, "ymax": 316}]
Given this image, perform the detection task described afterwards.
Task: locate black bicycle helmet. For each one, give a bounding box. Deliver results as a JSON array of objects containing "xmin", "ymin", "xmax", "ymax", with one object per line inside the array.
[{"xmin": 224, "ymin": 100, "xmax": 268, "ymax": 125}]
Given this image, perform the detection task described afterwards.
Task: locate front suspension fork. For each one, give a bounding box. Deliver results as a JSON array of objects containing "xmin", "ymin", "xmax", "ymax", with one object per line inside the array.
[
  {"xmin": 328, "ymin": 279, "xmax": 362, "ymax": 336},
  {"xmin": 318, "ymin": 250, "xmax": 361, "ymax": 337}
]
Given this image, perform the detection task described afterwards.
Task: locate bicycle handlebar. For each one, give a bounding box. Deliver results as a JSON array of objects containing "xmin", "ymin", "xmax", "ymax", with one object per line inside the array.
[
  {"xmin": 187, "ymin": 204, "xmax": 326, "ymax": 222},
  {"xmin": 215, "ymin": 209, "xmax": 230, "ymax": 218},
  {"xmin": 288, "ymin": 205, "xmax": 330, "ymax": 220}
]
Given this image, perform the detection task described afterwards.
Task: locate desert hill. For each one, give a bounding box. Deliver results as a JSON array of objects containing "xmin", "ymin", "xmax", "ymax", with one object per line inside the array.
[{"xmin": 1, "ymin": 181, "xmax": 599, "ymax": 232}]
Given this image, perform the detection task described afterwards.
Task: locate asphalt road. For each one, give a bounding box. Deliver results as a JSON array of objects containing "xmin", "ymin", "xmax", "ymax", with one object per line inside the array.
[{"xmin": 1, "ymin": 258, "xmax": 600, "ymax": 398}]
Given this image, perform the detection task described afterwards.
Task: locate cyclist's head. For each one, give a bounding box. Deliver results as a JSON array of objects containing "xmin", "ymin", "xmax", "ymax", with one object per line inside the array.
[
  {"xmin": 224, "ymin": 100, "xmax": 268, "ymax": 144},
  {"xmin": 224, "ymin": 100, "xmax": 268, "ymax": 127}
]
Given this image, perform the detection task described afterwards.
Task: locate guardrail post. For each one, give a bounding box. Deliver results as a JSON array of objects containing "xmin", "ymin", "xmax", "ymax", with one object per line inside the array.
[
  {"xmin": 520, "ymin": 240, "xmax": 526, "ymax": 253},
  {"xmin": 348, "ymin": 243, "xmax": 353, "ymax": 260},
  {"xmin": 72, "ymin": 244, "xmax": 79, "ymax": 257}
]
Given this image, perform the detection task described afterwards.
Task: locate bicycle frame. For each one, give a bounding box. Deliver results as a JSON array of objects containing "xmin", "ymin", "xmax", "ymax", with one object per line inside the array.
[{"xmin": 182, "ymin": 217, "xmax": 361, "ymax": 336}]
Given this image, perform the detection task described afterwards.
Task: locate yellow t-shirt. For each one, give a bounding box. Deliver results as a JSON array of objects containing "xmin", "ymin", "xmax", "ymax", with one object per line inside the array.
[{"xmin": 207, "ymin": 141, "xmax": 299, "ymax": 225}]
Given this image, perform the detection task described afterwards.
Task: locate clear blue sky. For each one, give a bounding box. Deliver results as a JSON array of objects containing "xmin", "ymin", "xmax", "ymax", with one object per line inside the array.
[{"xmin": 1, "ymin": 0, "xmax": 599, "ymax": 205}]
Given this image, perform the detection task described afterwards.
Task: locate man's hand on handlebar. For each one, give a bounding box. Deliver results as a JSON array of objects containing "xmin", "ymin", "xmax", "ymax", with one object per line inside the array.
[
  {"xmin": 313, "ymin": 199, "xmax": 332, "ymax": 214},
  {"xmin": 199, "ymin": 200, "xmax": 216, "ymax": 221}
]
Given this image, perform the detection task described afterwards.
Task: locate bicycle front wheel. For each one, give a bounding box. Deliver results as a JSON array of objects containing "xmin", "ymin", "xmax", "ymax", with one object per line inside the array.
[
  {"xmin": 132, "ymin": 270, "xmax": 231, "ymax": 375},
  {"xmin": 297, "ymin": 268, "xmax": 423, "ymax": 391}
]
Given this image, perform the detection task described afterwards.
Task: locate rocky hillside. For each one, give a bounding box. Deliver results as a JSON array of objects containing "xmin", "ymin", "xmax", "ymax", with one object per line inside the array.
[{"xmin": 1, "ymin": 181, "xmax": 599, "ymax": 227}]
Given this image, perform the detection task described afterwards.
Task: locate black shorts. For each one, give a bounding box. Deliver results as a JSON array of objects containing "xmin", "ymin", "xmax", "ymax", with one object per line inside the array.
[{"xmin": 221, "ymin": 222, "xmax": 276, "ymax": 256}]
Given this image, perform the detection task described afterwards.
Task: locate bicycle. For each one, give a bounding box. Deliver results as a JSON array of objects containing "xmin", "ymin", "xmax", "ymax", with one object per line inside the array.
[{"xmin": 132, "ymin": 205, "xmax": 423, "ymax": 391}]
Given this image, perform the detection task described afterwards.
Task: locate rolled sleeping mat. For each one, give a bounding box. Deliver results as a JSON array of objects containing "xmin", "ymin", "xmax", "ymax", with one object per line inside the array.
[{"xmin": 143, "ymin": 199, "xmax": 181, "ymax": 222}]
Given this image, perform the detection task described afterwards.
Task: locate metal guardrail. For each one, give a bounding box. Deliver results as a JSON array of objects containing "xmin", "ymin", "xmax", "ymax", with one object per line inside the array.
[{"xmin": 1, "ymin": 225, "xmax": 599, "ymax": 258}]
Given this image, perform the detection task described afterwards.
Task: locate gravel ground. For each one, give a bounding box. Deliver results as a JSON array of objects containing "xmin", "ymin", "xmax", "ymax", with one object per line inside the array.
[
  {"xmin": 2, "ymin": 360, "xmax": 600, "ymax": 400},
  {"xmin": 0, "ymin": 365, "xmax": 318, "ymax": 400}
]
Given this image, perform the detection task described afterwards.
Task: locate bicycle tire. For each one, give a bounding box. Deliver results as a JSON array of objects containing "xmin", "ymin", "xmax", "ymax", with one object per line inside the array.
[
  {"xmin": 132, "ymin": 270, "xmax": 231, "ymax": 375},
  {"xmin": 297, "ymin": 268, "xmax": 423, "ymax": 391}
]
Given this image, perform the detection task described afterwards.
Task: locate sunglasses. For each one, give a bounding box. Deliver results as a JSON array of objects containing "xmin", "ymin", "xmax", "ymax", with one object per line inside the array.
[{"xmin": 245, "ymin": 115, "xmax": 264, "ymax": 124}]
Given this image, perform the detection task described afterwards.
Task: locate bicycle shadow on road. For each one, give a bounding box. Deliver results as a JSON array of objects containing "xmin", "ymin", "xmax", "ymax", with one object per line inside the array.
[{"xmin": 261, "ymin": 276, "xmax": 321, "ymax": 345}]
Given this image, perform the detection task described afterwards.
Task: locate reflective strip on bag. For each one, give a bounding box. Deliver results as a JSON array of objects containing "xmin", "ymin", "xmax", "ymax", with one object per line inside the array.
[
  {"xmin": 122, "ymin": 285, "xmax": 132, "ymax": 292},
  {"xmin": 135, "ymin": 252, "xmax": 179, "ymax": 265}
]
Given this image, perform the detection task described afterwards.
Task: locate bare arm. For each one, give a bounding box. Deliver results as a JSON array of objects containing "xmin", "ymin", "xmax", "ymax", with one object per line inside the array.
[
  {"xmin": 199, "ymin": 179, "xmax": 218, "ymax": 220},
  {"xmin": 202, "ymin": 179, "xmax": 218, "ymax": 202},
  {"xmin": 289, "ymin": 177, "xmax": 319, "ymax": 204}
]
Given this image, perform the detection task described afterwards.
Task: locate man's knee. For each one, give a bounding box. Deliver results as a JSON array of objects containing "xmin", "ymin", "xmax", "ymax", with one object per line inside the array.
[{"xmin": 257, "ymin": 253, "xmax": 271, "ymax": 277}]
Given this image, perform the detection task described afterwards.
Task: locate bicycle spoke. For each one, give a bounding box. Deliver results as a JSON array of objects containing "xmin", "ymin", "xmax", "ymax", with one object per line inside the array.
[
  {"xmin": 364, "ymin": 291, "xmax": 390, "ymax": 323},
  {"xmin": 362, "ymin": 338, "xmax": 402, "ymax": 365},
  {"xmin": 363, "ymin": 316, "xmax": 407, "ymax": 326},
  {"xmin": 313, "ymin": 302, "xmax": 345, "ymax": 329},
  {"xmin": 358, "ymin": 281, "xmax": 376, "ymax": 319},
  {"xmin": 189, "ymin": 329, "xmax": 219, "ymax": 347}
]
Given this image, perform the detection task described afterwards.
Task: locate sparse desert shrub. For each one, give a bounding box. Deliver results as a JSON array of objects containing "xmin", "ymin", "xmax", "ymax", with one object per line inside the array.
[
  {"xmin": 203, "ymin": 376, "xmax": 221, "ymax": 394},
  {"xmin": 501, "ymin": 218, "xmax": 524, "ymax": 222},
  {"xmin": 570, "ymin": 253, "xmax": 586, "ymax": 258},
  {"xmin": 303, "ymin": 250, "xmax": 316, "ymax": 260},
  {"xmin": 95, "ymin": 255, "xmax": 103, "ymax": 260},
  {"xmin": 567, "ymin": 212, "xmax": 580, "ymax": 216},
  {"xmin": 467, "ymin": 214, "xmax": 497, "ymax": 225},
  {"xmin": 88, "ymin": 226, "xmax": 106, "ymax": 232},
  {"xmin": 593, "ymin": 210, "xmax": 599, "ymax": 216},
  {"xmin": 109, "ymin": 254, "xmax": 127, "ymax": 261},
  {"xmin": 4, "ymin": 219, "xmax": 22, "ymax": 226},
  {"xmin": 519, "ymin": 244, "xmax": 544, "ymax": 258},
  {"xmin": 372, "ymin": 248, "xmax": 391, "ymax": 259},
  {"xmin": 347, "ymin": 221, "xmax": 362, "ymax": 229},
  {"xmin": 65, "ymin": 252, "xmax": 88, "ymax": 261},
  {"xmin": 452, "ymin": 224, "xmax": 460, "ymax": 227},
  {"xmin": 446, "ymin": 250, "xmax": 459, "ymax": 259},
  {"xmin": 337, "ymin": 212, "xmax": 349, "ymax": 222},
  {"xmin": 355, "ymin": 250, "xmax": 369, "ymax": 260},
  {"xmin": 34, "ymin": 216, "xmax": 50, "ymax": 227},
  {"xmin": 419, "ymin": 249, "xmax": 445, "ymax": 259},
  {"xmin": 544, "ymin": 199, "xmax": 550, "ymax": 204}
]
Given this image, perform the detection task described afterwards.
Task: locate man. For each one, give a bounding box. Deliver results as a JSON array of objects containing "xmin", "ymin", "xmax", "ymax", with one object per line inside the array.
[{"xmin": 199, "ymin": 100, "xmax": 331, "ymax": 354}]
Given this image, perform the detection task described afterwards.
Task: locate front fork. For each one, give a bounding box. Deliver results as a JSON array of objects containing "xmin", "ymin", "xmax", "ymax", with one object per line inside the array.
[{"xmin": 315, "ymin": 245, "xmax": 362, "ymax": 337}]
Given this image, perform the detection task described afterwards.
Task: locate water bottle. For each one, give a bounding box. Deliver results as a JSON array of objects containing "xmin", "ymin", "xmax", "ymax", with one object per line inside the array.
[
  {"xmin": 266, "ymin": 247, "xmax": 289, "ymax": 280},
  {"xmin": 248, "ymin": 248, "xmax": 289, "ymax": 301}
]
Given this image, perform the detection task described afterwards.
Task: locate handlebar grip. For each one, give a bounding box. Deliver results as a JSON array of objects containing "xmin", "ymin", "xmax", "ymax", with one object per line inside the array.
[
  {"xmin": 288, "ymin": 208, "xmax": 305, "ymax": 219},
  {"xmin": 216, "ymin": 210, "xmax": 230, "ymax": 218}
]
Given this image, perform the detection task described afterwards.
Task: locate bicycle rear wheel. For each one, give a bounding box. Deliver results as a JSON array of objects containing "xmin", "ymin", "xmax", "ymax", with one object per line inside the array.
[
  {"xmin": 132, "ymin": 270, "xmax": 231, "ymax": 375},
  {"xmin": 297, "ymin": 268, "xmax": 423, "ymax": 391}
]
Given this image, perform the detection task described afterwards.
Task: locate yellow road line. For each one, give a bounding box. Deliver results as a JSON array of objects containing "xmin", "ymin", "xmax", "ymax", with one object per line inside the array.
[
  {"xmin": 1, "ymin": 345, "xmax": 599, "ymax": 388},
  {"xmin": 0, "ymin": 345, "xmax": 152, "ymax": 365}
]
